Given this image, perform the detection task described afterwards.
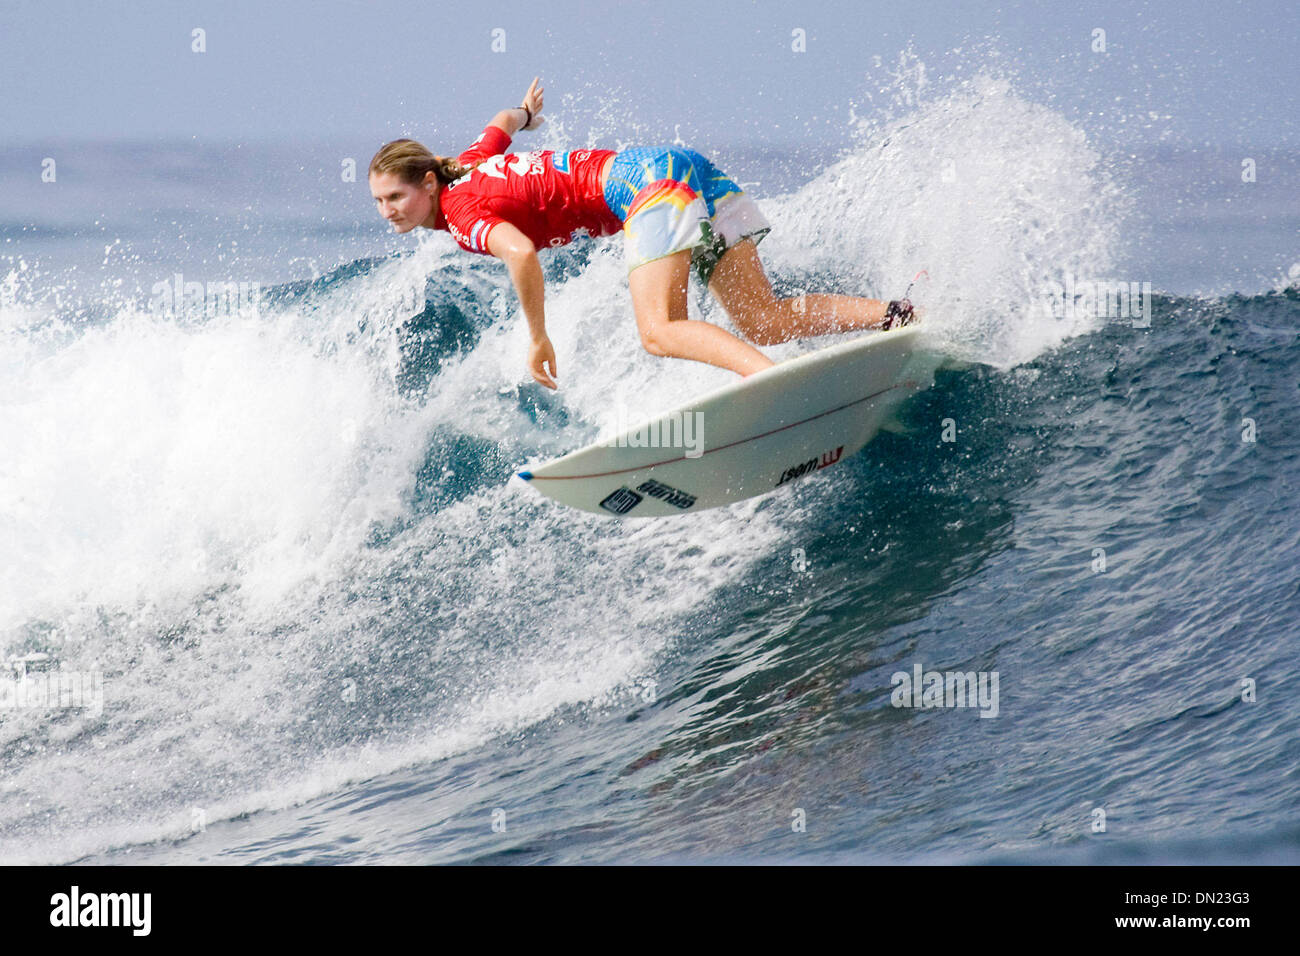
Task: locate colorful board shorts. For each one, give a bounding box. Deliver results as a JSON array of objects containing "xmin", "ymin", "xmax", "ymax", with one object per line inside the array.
[{"xmin": 602, "ymin": 146, "xmax": 771, "ymax": 287}]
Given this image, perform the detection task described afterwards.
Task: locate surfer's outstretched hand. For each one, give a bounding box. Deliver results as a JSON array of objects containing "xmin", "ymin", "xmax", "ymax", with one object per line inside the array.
[
  {"xmin": 520, "ymin": 77, "xmax": 545, "ymax": 131},
  {"xmin": 529, "ymin": 335, "xmax": 558, "ymax": 389}
]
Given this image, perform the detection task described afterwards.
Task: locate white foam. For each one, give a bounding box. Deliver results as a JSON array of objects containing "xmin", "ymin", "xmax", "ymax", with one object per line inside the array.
[{"xmin": 763, "ymin": 69, "xmax": 1128, "ymax": 368}]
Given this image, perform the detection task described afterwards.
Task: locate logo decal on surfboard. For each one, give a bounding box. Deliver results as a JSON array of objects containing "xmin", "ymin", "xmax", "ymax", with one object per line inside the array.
[
  {"xmin": 599, "ymin": 480, "xmax": 697, "ymax": 514},
  {"xmin": 776, "ymin": 446, "xmax": 844, "ymax": 487},
  {"xmin": 600, "ymin": 488, "xmax": 644, "ymax": 514},
  {"xmin": 635, "ymin": 479, "xmax": 696, "ymax": 510}
]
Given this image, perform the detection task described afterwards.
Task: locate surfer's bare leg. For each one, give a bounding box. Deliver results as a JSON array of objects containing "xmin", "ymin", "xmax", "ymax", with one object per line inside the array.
[
  {"xmin": 708, "ymin": 240, "xmax": 893, "ymax": 344},
  {"xmin": 629, "ymin": 248, "xmax": 776, "ymax": 377}
]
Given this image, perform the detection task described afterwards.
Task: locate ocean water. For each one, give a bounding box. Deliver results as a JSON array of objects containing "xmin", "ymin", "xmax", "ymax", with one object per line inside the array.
[{"xmin": 1, "ymin": 72, "xmax": 1297, "ymax": 865}]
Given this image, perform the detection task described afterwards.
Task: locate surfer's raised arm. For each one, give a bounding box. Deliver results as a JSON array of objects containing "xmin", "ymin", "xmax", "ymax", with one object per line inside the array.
[
  {"xmin": 480, "ymin": 78, "xmax": 554, "ymax": 390},
  {"xmin": 486, "ymin": 77, "xmax": 546, "ymax": 138},
  {"xmin": 487, "ymin": 221, "xmax": 558, "ymax": 389}
]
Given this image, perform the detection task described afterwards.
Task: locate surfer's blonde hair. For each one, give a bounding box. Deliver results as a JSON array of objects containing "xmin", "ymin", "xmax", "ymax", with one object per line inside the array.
[{"xmin": 368, "ymin": 139, "xmax": 482, "ymax": 186}]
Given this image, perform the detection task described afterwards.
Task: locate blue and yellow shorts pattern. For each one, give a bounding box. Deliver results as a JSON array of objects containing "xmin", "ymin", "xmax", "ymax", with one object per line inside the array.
[{"xmin": 602, "ymin": 146, "xmax": 771, "ymax": 287}]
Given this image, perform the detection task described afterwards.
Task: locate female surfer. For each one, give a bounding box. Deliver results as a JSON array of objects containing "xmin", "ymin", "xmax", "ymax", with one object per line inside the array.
[{"xmin": 369, "ymin": 78, "xmax": 916, "ymax": 389}]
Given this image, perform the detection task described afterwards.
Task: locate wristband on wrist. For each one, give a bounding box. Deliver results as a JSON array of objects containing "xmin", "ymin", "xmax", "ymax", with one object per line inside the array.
[
  {"xmin": 518, "ymin": 105, "xmax": 533, "ymax": 129},
  {"xmin": 881, "ymin": 299, "xmax": 915, "ymax": 330}
]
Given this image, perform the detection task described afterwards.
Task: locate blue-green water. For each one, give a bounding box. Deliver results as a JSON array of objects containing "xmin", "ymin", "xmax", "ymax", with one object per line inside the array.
[{"xmin": 2, "ymin": 76, "xmax": 1297, "ymax": 864}]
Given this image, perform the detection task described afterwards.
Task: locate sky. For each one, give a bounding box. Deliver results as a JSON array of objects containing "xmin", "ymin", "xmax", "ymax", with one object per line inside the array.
[{"xmin": 1, "ymin": 0, "xmax": 1296, "ymax": 150}]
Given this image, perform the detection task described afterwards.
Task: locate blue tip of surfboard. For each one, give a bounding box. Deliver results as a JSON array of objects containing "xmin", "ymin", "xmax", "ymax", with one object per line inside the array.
[{"xmin": 518, "ymin": 471, "xmax": 532, "ymax": 481}]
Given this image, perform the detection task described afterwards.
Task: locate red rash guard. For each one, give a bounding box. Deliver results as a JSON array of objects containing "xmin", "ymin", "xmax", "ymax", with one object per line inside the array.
[{"xmin": 432, "ymin": 125, "xmax": 623, "ymax": 255}]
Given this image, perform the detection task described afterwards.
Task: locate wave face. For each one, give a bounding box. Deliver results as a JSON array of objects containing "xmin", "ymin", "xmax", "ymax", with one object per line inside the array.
[{"xmin": 2, "ymin": 69, "xmax": 1297, "ymax": 864}]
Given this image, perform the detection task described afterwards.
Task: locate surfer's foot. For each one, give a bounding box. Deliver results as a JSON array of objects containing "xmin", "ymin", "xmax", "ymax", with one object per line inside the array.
[{"xmin": 880, "ymin": 299, "xmax": 918, "ymax": 329}]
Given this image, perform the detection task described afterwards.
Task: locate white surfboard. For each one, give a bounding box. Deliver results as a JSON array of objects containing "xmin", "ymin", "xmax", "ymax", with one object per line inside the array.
[{"xmin": 515, "ymin": 325, "xmax": 934, "ymax": 517}]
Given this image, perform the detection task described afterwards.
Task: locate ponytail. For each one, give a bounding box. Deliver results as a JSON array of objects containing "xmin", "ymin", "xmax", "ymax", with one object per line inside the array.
[{"xmin": 369, "ymin": 138, "xmax": 484, "ymax": 186}]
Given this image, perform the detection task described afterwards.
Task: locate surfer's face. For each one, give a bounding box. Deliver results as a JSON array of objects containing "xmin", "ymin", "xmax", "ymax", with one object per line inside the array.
[{"xmin": 369, "ymin": 171, "xmax": 438, "ymax": 233}]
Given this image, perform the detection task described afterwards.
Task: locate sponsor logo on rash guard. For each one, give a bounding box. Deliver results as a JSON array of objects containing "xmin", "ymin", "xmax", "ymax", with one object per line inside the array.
[{"xmin": 447, "ymin": 218, "xmax": 495, "ymax": 252}]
